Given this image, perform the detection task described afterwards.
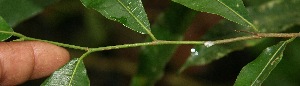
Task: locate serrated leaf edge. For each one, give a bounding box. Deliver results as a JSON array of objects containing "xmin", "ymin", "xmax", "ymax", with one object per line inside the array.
[
  {"xmin": 116, "ymin": 0, "xmax": 151, "ymax": 34},
  {"xmin": 172, "ymin": 0, "xmax": 258, "ymax": 31},
  {"xmin": 216, "ymin": 0, "xmax": 257, "ymax": 31},
  {"xmin": 250, "ymin": 41, "xmax": 287, "ymax": 85}
]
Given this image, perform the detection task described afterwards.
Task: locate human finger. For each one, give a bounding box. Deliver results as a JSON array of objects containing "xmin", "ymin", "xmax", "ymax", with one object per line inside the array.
[{"xmin": 0, "ymin": 41, "xmax": 70, "ymax": 85}]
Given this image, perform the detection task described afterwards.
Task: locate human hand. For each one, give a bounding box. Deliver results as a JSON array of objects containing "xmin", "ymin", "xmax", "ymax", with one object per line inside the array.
[{"xmin": 0, "ymin": 41, "xmax": 70, "ymax": 85}]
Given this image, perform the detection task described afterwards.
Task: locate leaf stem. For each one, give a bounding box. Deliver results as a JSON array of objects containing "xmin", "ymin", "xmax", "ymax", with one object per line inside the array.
[
  {"xmin": 148, "ymin": 32, "xmax": 157, "ymax": 41},
  {"xmin": 0, "ymin": 31, "xmax": 88, "ymax": 51},
  {"xmin": 68, "ymin": 51, "xmax": 92, "ymax": 85},
  {"xmin": 79, "ymin": 51, "xmax": 93, "ymax": 60},
  {"xmin": 1, "ymin": 31, "xmax": 300, "ymax": 53},
  {"xmin": 89, "ymin": 40, "xmax": 205, "ymax": 52}
]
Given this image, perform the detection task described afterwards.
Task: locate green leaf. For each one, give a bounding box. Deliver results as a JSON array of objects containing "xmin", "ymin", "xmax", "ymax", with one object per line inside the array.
[
  {"xmin": 249, "ymin": 0, "xmax": 300, "ymax": 32},
  {"xmin": 243, "ymin": 0, "xmax": 270, "ymax": 6},
  {"xmin": 0, "ymin": 0, "xmax": 59, "ymax": 27},
  {"xmin": 180, "ymin": 41, "xmax": 245, "ymax": 72},
  {"xmin": 179, "ymin": 21, "xmax": 252, "ymax": 71},
  {"xmin": 80, "ymin": 0, "xmax": 151, "ymax": 34},
  {"xmin": 0, "ymin": 16, "xmax": 13, "ymax": 41},
  {"xmin": 131, "ymin": 3, "xmax": 197, "ymax": 86},
  {"xmin": 263, "ymin": 37, "xmax": 300, "ymax": 86},
  {"xmin": 172, "ymin": 0, "xmax": 256, "ymax": 30},
  {"xmin": 41, "ymin": 58, "xmax": 90, "ymax": 86},
  {"xmin": 234, "ymin": 38, "xmax": 294, "ymax": 86},
  {"xmin": 180, "ymin": 0, "xmax": 300, "ymax": 71}
]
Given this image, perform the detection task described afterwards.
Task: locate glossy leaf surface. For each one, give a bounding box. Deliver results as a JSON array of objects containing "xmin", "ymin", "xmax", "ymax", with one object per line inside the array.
[
  {"xmin": 0, "ymin": 0, "xmax": 59, "ymax": 27},
  {"xmin": 131, "ymin": 3, "xmax": 197, "ymax": 86},
  {"xmin": 0, "ymin": 16, "xmax": 13, "ymax": 41},
  {"xmin": 181, "ymin": 0, "xmax": 300, "ymax": 71},
  {"xmin": 234, "ymin": 39, "xmax": 293, "ymax": 86},
  {"xmin": 81, "ymin": 0, "xmax": 151, "ymax": 34},
  {"xmin": 172, "ymin": 0, "xmax": 254, "ymax": 29},
  {"xmin": 263, "ymin": 34, "xmax": 300, "ymax": 86},
  {"xmin": 42, "ymin": 58, "xmax": 90, "ymax": 86}
]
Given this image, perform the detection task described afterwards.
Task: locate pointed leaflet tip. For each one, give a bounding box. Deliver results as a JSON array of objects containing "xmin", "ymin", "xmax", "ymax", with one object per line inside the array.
[
  {"xmin": 234, "ymin": 38, "xmax": 295, "ymax": 86},
  {"xmin": 81, "ymin": 0, "xmax": 152, "ymax": 34},
  {"xmin": 172, "ymin": 0, "xmax": 257, "ymax": 31}
]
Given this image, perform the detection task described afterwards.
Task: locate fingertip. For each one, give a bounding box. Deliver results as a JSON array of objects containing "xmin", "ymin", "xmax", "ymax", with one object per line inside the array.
[
  {"xmin": 0, "ymin": 42, "xmax": 36, "ymax": 85},
  {"xmin": 0, "ymin": 41, "xmax": 70, "ymax": 85},
  {"xmin": 27, "ymin": 41, "xmax": 70, "ymax": 79}
]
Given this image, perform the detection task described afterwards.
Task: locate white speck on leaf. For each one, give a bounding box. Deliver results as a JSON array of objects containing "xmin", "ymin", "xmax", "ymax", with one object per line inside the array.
[
  {"xmin": 191, "ymin": 48, "xmax": 196, "ymax": 52},
  {"xmin": 190, "ymin": 48, "xmax": 199, "ymax": 56},
  {"xmin": 204, "ymin": 41, "xmax": 214, "ymax": 47},
  {"xmin": 194, "ymin": 51, "xmax": 199, "ymax": 56}
]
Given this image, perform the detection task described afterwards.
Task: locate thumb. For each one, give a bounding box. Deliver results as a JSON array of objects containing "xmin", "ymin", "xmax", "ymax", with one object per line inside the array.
[{"xmin": 0, "ymin": 41, "xmax": 70, "ymax": 85}]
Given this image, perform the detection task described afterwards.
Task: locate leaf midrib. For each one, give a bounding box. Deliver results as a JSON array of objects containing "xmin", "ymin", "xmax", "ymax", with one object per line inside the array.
[
  {"xmin": 68, "ymin": 59, "xmax": 81, "ymax": 86},
  {"xmin": 250, "ymin": 42, "xmax": 286, "ymax": 86},
  {"xmin": 216, "ymin": 0, "xmax": 258, "ymax": 31},
  {"xmin": 116, "ymin": 0, "xmax": 151, "ymax": 34}
]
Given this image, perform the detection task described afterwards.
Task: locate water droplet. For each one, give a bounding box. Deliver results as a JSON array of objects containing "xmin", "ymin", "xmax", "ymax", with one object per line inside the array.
[
  {"xmin": 194, "ymin": 51, "xmax": 199, "ymax": 56},
  {"xmin": 190, "ymin": 48, "xmax": 199, "ymax": 56},
  {"xmin": 204, "ymin": 41, "xmax": 214, "ymax": 47},
  {"xmin": 191, "ymin": 48, "xmax": 196, "ymax": 52}
]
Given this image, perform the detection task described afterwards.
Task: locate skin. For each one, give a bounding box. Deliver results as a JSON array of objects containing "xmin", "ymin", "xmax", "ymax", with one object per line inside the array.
[{"xmin": 0, "ymin": 41, "xmax": 70, "ymax": 85}]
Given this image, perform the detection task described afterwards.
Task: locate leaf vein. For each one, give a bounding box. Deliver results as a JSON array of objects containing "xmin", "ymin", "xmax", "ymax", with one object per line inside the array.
[
  {"xmin": 250, "ymin": 42, "xmax": 286, "ymax": 86},
  {"xmin": 116, "ymin": 0, "xmax": 149, "ymax": 33},
  {"xmin": 68, "ymin": 59, "xmax": 81, "ymax": 86},
  {"xmin": 216, "ymin": 0, "xmax": 258, "ymax": 31}
]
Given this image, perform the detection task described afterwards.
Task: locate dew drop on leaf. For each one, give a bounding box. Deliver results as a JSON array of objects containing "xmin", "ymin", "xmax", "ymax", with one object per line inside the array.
[{"xmin": 190, "ymin": 48, "xmax": 199, "ymax": 56}]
